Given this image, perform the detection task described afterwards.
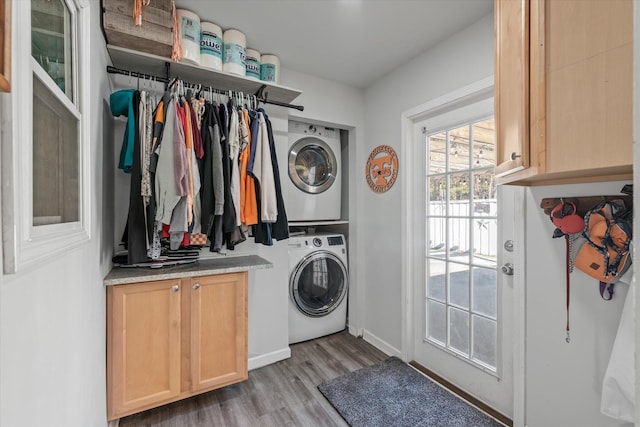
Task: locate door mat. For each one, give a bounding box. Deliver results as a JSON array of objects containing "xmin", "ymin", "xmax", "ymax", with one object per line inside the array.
[{"xmin": 317, "ymin": 356, "xmax": 504, "ymax": 427}]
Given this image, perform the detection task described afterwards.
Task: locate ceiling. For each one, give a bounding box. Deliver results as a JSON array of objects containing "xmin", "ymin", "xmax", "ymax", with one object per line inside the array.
[{"xmin": 179, "ymin": 0, "xmax": 494, "ymax": 89}]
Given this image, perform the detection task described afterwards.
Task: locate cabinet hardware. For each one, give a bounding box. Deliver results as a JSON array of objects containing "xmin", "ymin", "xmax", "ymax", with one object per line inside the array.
[
  {"xmin": 510, "ymin": 152, "xmax": 521, "ymax": 161},
  {"xmin": 193, "ymin": 283, "xmax": 200, "ymax": 290},
  {"xmin": 171, "ymin": 285, "xmax": 179, "ymax": 292}
]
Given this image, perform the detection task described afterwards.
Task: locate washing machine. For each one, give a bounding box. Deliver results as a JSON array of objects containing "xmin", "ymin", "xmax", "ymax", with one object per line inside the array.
[
  {"xmin": 288, "ymin": 233, "xmax": 348, "ymax": 344},
  {"xmin": 278, "ymin": 120, "xmax": 342, "ymax": 221}
]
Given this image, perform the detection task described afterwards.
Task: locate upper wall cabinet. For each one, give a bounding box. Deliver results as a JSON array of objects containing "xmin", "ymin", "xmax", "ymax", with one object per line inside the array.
[{"xmin": 494, "ymin": 0, "xmax": 633, "ymax": 185}]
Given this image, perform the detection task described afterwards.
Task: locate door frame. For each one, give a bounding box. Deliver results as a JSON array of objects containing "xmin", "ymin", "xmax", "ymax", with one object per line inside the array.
[{"xmin": 399, "ymin": 77, "xmax": 526, "ymax": 426}]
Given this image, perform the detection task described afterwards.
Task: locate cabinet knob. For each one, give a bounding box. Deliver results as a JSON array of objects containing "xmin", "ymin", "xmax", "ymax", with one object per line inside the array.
[
  {"xmin": 171, "ymin": 285, "xmax": 179, "ymax": 292},
  {"xmin": 511, "ymin": 152, "xmax": 521, "ymax": 161},
  {"xmin": 193, "ymin": 283, "xmax": 200, "ymax": 290}
]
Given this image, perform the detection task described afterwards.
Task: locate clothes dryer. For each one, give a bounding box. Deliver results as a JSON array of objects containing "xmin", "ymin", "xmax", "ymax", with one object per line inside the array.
[
  {"xmin": 278, "ymin": 121, "xmax": 342, "ymax": 221},
  {"xmin": 288, "ymin": 234, "xmax": 348, "ymax": 344}
]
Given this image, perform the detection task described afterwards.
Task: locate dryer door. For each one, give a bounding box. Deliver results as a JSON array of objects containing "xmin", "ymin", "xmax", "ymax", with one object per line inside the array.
[
  {"xmin": 288, "ymin": 137, "xmax": 337, "ymax": 194},
  {"xmin": 291, "ymin": 251, "xmax": 348, "ymax": 317}
]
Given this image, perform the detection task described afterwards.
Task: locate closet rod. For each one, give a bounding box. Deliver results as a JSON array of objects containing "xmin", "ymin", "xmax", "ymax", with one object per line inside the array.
[{"xmin": 105, "ymin": 65, "xmax": 305, "ymax": 111}]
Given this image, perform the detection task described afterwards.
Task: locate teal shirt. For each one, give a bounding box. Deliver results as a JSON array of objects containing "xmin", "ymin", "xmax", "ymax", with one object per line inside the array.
[{"xmin": 110, "ymin": 89, "xmax": 136, "ymax": 173}]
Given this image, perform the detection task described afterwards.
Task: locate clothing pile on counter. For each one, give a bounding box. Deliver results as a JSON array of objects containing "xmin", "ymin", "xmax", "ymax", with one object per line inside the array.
[{"xmin": 110, "ymin": 87, "xmax": 288, "ymax": 266}]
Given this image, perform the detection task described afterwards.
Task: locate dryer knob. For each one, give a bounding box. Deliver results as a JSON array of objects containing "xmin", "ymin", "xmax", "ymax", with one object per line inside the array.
[{"xmin": 312, "ymin": 237, "xmax": 322, "ymax": 247}]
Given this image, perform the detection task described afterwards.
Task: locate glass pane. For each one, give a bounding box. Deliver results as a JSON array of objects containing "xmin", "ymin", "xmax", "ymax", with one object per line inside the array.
[
  {"xmin": 448, "ymin": 218, "xmax": 469, "ymax": 257},
  {"xmin": 31, "ymin": 0, "xmax": 74, "ymax": 100},
  {"xmin": 472, "ymin": 267, "xmax": 497, "ymax": 318},
  {"xmin": 428, "ymin": 217, "xmax": 446, "ymax": 259},
  {"xmin": 427, "ymin": 300, "xmax": 446, "ymax": 344},
  {"xmin": 32, "ymin": 75, "xmax": 79, "ymax": 225},
  {"xmin": 449, "ymin": 172, "xmax": 470, "ymax": 204},
  {"xmin": 427, "ymin": 258, "xmax": 446, "ymax": 302},
  {"xmin": 472, "ymin": 169, "xmax": 497, "ymax": 207},
  {"xmin": 428, "ymin": 175, "xmax": 446, "ymax": 215},
  {"xmin": 449, "ymin": 307, "xmax": 469, "ymax": 356},
  {"xmin": 296, "ymin": 257, "xmax": 345, "ymax": 312},
  {"xmin": 472, "ymin": 315, "xmax": 497, "ymax": 368},
  {"xmin": 428, "ymin": 132, "xmax": 446, "ymax": 175},
  {"xmin": 448, "ymin": 125, "xmax": 470, "ymax": 172},
  {"xmin": 472, "ymin": 218, "xmax": 497, "ymax": 267},
  {"xmin": 449, "ymin": 262, "xmax": 469, "ymax": 309},
  {"xmin": 472, "ymin": 119, "xmax": 495, "ymax": 168},
  {"xmin": 294, "ymin": 145, "xmax": 333, "ymax": 187}
]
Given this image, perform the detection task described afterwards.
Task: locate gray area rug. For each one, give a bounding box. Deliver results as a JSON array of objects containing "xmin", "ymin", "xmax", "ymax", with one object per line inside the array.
[{"xmin": 318, "ymin": 357, "xmax": 503, "ymax": 427}]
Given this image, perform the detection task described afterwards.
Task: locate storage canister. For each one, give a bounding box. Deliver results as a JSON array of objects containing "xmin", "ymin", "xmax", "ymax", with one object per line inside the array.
[
  {"xmin": 260, "ymin": 54, "xmax": 280, "ymax": 84},
  {"xmin": 222, "ymin": 29, "xmax": 246, "ymax": 76},
  {"xmin": 200, "ymin": 21, "xmax": 223, "ymax": 71},
  {"xmin": 177, "ymin": 9, "xmax": 201, "ymax": 65},
  {"xmin": 245, "ymin": 48, "xmax": 261, "ymax": 80}
]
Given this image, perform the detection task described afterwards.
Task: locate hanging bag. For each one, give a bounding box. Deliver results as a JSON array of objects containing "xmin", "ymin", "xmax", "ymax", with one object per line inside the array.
[{"xmin": 572, "ymin": 200, "xmax": 632, "ymax": 297}]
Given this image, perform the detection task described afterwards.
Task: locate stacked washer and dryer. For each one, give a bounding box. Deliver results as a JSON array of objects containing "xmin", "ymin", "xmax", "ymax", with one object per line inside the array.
[{"xmin": 278, "ymin": 120, "xmax": 348, "ymax": 344}]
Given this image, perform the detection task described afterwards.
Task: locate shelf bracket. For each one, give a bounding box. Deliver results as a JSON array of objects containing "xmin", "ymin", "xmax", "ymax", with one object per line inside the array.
[{"xmin": 164, "ymin": 62, "xmax": 171, "ymax": 81}]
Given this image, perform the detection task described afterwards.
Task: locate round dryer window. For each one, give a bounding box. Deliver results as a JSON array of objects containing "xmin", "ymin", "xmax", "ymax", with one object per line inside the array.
[
  {"xmin": 288, "ymin": 137, "xmax": 337, "ymax": 194},
  {"xmin": 291, "ymin": 251, "xmax": 348, "ymax": 317}
]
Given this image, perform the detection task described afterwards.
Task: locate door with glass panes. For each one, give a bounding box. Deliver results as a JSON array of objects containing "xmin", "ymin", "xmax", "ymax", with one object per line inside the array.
[{"xmin": 413, "ymin": 97, "xmax": 515, "ymax": 418}]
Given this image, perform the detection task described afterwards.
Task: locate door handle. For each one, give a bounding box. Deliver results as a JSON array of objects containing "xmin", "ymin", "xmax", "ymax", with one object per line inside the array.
[{"xmin": 501, "ymin": 263, "xmax": 514, "ymax": 276}]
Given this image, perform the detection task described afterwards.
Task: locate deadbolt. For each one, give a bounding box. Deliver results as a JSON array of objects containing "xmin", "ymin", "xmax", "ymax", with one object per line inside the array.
[{"xmin": 504, "ymin": 240, "xmax": 514, "ymax": 252}]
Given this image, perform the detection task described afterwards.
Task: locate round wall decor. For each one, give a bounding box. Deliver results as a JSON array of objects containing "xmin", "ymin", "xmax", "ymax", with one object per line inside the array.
[{"xmin": 365, "ymin": 145, "xmax": 398, "ymax": 193}]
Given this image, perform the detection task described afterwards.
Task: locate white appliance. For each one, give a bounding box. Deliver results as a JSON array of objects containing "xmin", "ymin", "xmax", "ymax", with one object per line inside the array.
[
  {"xmin": 278, "ymin": 120, "xmax": 342, "ymax": 221},
  {"xmin": 288, "ymin": 234, "xmax": 348, "ymax": 344}
]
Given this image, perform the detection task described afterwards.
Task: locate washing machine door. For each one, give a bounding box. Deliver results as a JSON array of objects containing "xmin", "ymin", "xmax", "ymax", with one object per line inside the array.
[
  {"xmin": 288, "ymin": 137, "xmax": 337, "ymax": 194},
  {"xmin": 291, "ymin": 251, "xmax": 348, "ymax": 317}
]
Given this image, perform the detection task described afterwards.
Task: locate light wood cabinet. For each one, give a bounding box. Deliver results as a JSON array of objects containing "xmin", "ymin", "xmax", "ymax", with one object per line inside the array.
[
  {"xmin": 495, "ymin": 0, "xmax": 633, "ymax": 185},
  {"xmin": 107, "ymin": 272, "xmax": 248, "ymax": 420}
]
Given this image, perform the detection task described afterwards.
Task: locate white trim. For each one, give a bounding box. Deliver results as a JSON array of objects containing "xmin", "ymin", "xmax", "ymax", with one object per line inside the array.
[
  {"xmin": 2, "ymin": 0, "xmax": 91, "ymax": 273},
  {"xmin": 363, "ymin": 329, "xmax": 401, "ymax": 358},
  {"xmin": 512, "ymin": 186, "xmax": 527, "ymax": 427},
  {"xmin": 400, "ymin": 76, "xmax": 526, "ymax": 422},
  {"xmin": 248, "ymin": 347, "xmax": 291, "ymax": 371}
]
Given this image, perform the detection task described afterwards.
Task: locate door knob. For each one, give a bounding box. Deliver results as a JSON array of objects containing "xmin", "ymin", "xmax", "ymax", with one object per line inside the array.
[{"xmin": 501, "ymin": 263, "xmax": 514, "ymax": 276}]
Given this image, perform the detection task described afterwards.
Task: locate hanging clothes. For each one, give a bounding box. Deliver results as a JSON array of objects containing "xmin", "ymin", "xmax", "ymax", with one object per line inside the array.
[
  {"xmin": 111, "ymin": 81, "xmax": 291, "ymax": 261},
  {"xmin": 239, "ymin": 108, "xmax": 258, "ymax": 227},
  {"xmin": 117, "ymin": 90, "xmax": 148, "ymax": 263},
  {"xmin": 252, "ymin": 108, "xmax": 289, "ymax": 245}
]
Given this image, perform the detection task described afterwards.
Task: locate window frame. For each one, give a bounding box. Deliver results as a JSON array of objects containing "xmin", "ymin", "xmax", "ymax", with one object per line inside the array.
[{"xmin": 1, "ymin": 0, "xmax": 90, "ymax": 274}]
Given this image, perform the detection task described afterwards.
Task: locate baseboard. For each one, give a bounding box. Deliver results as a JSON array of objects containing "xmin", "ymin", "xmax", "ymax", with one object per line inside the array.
[
  {"xmin": 348, "ymin": 325, "xmax": 363, "ymax": 338},
  {"xmin": 248, "ymin": 347, "xmax": 291, "ymax": 371},
  {"xmin": 362, "ymin": 329, "xmax": 401, "ymax": 357}
]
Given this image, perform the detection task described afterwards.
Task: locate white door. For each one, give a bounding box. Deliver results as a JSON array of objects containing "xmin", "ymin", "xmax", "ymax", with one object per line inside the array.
[{"xmin": 411, "ymin": 97, "xmax": 517, "ymax": 418}]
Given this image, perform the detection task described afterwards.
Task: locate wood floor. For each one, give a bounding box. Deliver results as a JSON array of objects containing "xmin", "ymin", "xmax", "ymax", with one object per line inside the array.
[{"xmin": 118, "ymin": 330, "xmax": 388, "ymax": 427}]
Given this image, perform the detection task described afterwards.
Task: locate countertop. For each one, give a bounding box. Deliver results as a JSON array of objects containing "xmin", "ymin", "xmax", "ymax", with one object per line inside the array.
[{"xmin": 104, "ymin": 255, "xmax": 273, "ymax": 286}]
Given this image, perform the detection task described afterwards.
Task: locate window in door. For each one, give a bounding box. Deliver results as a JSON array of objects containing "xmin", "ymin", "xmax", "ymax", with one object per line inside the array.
[{"xmin": 425, "ymin": 118, "xmax": 498, "ymax": 371}]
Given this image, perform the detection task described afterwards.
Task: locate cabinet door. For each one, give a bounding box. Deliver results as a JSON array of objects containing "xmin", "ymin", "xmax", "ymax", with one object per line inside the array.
[
  {"xmin": 495, "ymin": 0, "xmax": 530, "ymax": 177},
  {"xmin": 544, "ymin": 0, "xmax": 632, "ymax": 174},
  {"xmin": 107, "ymin": 279, "xmax": 182, "ymax": 420},
  {"xmin": 190, "ymin": 272, "xmax": 248, "ymax": 392}
]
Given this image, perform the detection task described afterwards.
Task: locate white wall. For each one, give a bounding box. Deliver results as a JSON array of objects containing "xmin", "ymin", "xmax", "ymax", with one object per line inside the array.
[
  {"xmin": 525, "ymin": 182, "xmax": 632, "ymax": 427},
  {"xmin": 0, "ymin": 2, "xmax": 112, "ymax": 426},
  {"xmin": 361, "ymin": 13, "xmax": 494, "ymax": 354}
]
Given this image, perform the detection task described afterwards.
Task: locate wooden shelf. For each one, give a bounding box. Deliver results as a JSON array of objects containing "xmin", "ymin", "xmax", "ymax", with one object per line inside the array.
[{"xmin": 106, "ymin": 44, "xmax": 302, "ymax": 104}]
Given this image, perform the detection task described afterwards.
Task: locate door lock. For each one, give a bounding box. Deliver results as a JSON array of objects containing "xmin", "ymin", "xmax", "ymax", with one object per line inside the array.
[{"xmin": 501, "ymin": 263, "xmax": 514, "ymax": 276}]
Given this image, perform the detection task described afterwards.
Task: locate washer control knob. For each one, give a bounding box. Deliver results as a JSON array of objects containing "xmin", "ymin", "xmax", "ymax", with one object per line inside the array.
[{"xmin": 313, "ymin": 237, "xmax": 322, "ymax": 247}]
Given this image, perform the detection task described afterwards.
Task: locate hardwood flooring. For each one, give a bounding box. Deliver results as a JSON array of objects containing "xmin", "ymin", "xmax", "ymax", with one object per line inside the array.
[{"xmin": 119, "ymin": 330, "xmax": 388, "ymax": 427}]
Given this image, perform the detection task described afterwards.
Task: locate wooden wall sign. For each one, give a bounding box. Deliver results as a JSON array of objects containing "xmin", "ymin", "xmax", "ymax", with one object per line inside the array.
[{"xmin": 365, "ymin": 145, "xmax": 398, "ymax": 193}]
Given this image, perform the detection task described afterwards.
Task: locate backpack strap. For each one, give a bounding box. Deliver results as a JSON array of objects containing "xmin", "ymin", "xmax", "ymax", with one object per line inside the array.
[
  {"xmin": 599, "ymin": 281, "xmax": 614, "ymax": 300},
  {"xmin": 564, "ymin": 235, "xmax": 571, "ymax": 343}
]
